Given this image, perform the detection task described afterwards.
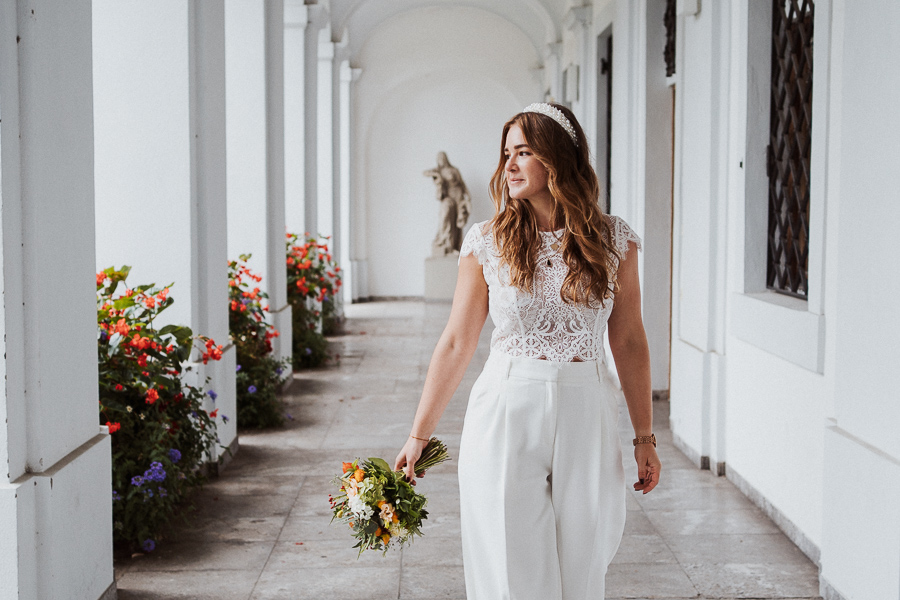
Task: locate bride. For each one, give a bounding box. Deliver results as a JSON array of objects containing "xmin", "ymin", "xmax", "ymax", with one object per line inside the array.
[{"xmin": 395, "ymin": 102, "xmax": 661, "ymax": 599}]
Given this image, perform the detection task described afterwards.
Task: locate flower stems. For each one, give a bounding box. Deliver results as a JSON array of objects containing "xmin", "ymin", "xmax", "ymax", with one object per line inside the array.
[{"xmin": 412, "ymin": 437, "xmax": 450, "ymax": 473}]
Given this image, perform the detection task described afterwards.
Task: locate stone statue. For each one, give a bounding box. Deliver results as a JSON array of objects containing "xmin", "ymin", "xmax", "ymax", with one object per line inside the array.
[{"xmin": 424, "ymin": 152, "xmax": 471, "ymax": 256}]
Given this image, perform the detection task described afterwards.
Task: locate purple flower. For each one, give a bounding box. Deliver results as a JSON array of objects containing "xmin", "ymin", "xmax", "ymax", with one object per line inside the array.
[
  {"xmin": 100, "ymin": 330, "xmax": 109, "ymax": 342},
  {"xmin": 130, "ymin": 476, "xmax": 145, "ymax": 487},
  {"xmin": 141, "ymin": 539, "xmax": 156, "ymax": 553},
  {"xmin": 236, "ymin": 364, "xmax": 242, "ymax": 372},
  {"xmin": 112, "ymin": 490, "xmax": 122, "ymax": 501},
  {"xmin": 285, "ymin": 413, "xmax": 294, "ymax": 421},
  {"xmin": 248, "ymin": 385, "xmax": 257, "ymax": 394},
  {"xmin": 275, "ymin": 367, "xmax": 283, "ymax": 376},
  {"xmin": 167, "ymin": 448, "xmax": 182, "ymax": 463},
  {"xmin": 305, "ymin": 348, "xmax": 312, "ymax": 355},
  {"xmin": 158, "ymin": 487, "xmax": 167, "ymax": 498},
  {"xmin": 143, "ymin": 462, "xmax": 166, "ymax": 483},
  {"xmin": 241, "ymin": 298, "xmax": 251, "ymax": 305},
  {"xmin": 207, "ymin": 389, "xmax": 218, "ymax": 402},
  {"xmin": 222, "ymin": 414, "xmax": 230, "ymax": 424}
]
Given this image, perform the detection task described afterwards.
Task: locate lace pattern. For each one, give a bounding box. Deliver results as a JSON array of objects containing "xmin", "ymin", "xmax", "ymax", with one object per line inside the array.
[{"xmin": 459, "ymin": 215, "xmax": 642, "ymax": 363}]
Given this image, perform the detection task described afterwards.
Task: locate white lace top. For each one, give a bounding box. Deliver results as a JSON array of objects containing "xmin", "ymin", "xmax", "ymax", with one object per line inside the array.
[{"xmin": 459, "ymin": 215, "xmax": 642, "ymax": 363}]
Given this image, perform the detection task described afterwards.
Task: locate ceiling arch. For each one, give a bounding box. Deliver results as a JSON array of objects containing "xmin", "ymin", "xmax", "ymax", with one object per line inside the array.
[{"xmin": 330, "ymin": 0, "xmax": 566, "ymax": 61}]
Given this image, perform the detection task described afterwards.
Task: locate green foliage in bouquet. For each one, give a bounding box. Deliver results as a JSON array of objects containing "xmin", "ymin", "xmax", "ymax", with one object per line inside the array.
[
  {"xmin": 97, "ymin": 267, "xmax": 225, "ymax": 553},
  {"xmin": 228, "ymin": 256, "xmax": 290, "ymax": 428},
  {"xmin": 329, "ymin": 438, "xmax": 450, "ymax": 556},
  {"xmin": 286, "ymin": 232, "xmax": 343, "ymax": 369}
]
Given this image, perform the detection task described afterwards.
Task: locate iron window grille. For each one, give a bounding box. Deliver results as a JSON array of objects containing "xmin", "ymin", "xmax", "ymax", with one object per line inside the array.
[
  {"xmin": 664, "ymin": 0, "xmax": 676, "ymax": 77},
  {"xmin": 766, "ymin": 0, "xmax": 814, "ymax": 298}
]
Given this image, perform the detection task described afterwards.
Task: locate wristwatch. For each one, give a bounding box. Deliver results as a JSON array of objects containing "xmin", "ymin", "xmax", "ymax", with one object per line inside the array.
[{"xmin": 633, "ymin": 434, "xmax": 657, "ymax": 448}]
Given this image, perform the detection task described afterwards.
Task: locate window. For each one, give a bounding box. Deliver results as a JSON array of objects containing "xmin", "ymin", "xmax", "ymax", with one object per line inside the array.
[{"xmin": 766, "ymin": 0, "xmax": 814, "ymax": 298}]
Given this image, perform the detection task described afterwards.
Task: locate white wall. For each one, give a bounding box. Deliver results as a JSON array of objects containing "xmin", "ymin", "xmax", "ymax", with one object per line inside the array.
[
  {"xmin": 226, "ymin": 0, "xmax": 268, "ymax": 279},
  {"xmin": 93, "ymin": 1, "xmax": 193, "ymax": 328},
  {"xmin": 820, "ymin": 0, "xmax": 900, "ymax": 597},
  {"xmin": 353, "ymin": 6, "xmax": 542, "ymax": 297}
]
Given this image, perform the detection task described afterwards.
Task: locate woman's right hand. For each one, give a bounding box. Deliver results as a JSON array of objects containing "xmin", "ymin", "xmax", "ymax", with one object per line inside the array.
[{"xmin": 394, "ymin": 436, "xmax": 429, "ymax": 484}]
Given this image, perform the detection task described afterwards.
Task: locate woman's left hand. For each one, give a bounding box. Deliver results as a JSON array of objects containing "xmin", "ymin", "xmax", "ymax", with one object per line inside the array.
[{"xmin": 633, "ymin": 444, "xmax": 661, "ymax": 494}]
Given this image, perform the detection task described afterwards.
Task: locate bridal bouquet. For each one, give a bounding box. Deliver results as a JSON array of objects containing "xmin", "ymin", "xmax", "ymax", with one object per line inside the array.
[{"xmin": 329, "ymin": 437, "xmax": 449, "ymax": 556}]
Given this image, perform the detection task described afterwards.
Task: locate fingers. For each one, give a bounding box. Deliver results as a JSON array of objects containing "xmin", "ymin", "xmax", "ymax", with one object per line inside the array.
[{"xmin": 393, "ymin": 454, "xmax": 405, "ymax": 472}]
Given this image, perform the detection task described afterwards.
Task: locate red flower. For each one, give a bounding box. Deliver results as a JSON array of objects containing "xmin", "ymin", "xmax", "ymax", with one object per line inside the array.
[
  {"xmin": 143, "ymin": 296, "xmax": 156, "ymax": 309},
  {"xmin": 114, "ymin": 384, "xmax": 124, "ymax": 392},
  {"xmin": 114, "ymin": 318, "xmax": 130, "ymax": 336},
  {"xmin": 209, "ymin": 409, "xmax": 219, "ymax": 418},
  {"xmin": 137, "ymin": 354, "xmax": 148, "ymax": 367},
  {"xmin": 106, "ymin": 421, "xmax": 121, "ymax": 433},
  {"xmin": 146, "ymin": 388, "xmax": 159, "ymax": 404},
  {"xmin": 96, "ymin": 273, "xmax": 107, "ymax": 286}
]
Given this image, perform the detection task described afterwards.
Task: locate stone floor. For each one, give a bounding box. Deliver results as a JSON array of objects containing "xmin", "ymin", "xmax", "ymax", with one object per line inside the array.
[{"xmin": 115, "ymin": 301, "xmax": 822, "ymax": 600}]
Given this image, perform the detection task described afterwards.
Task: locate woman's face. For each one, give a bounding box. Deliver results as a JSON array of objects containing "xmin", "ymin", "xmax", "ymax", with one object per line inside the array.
[{"xmin": 504, "ymin": 124, "xmax": 550, "ymax": 201}]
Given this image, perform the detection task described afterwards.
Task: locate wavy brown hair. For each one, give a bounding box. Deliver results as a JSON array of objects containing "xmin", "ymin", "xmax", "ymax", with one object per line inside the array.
[{"xmin": 489, "ymin": 103, "xmax": 620, "ymax": 305}]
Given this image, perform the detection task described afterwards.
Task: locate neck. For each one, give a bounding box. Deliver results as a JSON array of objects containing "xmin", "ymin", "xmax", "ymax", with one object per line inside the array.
[{"xmin": 528, "ymin": 192, "xmax": 555, "ymax": 230}]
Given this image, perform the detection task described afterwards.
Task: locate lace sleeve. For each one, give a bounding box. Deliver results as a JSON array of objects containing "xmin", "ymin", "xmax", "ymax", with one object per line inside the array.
[
  {"xmin": 608, "ymin": 215, "xmax": 642, "ymax": 259},
  {"xmin": 459, "ymin": 222, "xmax": 488, "ymax": 266}
]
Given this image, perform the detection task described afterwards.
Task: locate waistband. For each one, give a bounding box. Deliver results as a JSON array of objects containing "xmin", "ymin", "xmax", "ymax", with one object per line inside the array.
[{"xmin": 485, "ymin": 351, "xmax": 605, "ymax": 383}]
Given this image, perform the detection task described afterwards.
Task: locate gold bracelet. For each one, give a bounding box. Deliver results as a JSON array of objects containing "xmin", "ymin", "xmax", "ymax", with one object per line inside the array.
[{"xmin": 410, "ymin": 434, "xmax": 430, "ymax": 442}]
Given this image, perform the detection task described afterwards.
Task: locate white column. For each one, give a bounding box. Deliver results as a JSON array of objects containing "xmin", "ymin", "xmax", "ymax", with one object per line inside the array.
[
  {"xmin": 0, "ymin": 2, "xmax": 114, "ymax": 599},
  {"xmin": 93, "ymin": 0, "xmax": 237, "ymax": 459},
  {"xmin": 284, "ymin": 1, "xmax": 307, "ymax": 234},
  {"xmin": 317, "ymin": 32, "xmax": 335, "ymax": 240},
  {"xmin": 303, "ymin": 6, "xmax": 327, "ymax": 235},
  {"xmin": 339, "ymin": 63, "xmax": 361, "ymax": 303},
  {"xmin": 225, "ymin": 0, "xmax": 292, "ymax": 369},
  {"xmin": 565, "ymin": 6, "xmax": 593, "ymax": 134},
  {"xmin": 265, "ymin": 0, "xmax": 293, "ymax": 367}
]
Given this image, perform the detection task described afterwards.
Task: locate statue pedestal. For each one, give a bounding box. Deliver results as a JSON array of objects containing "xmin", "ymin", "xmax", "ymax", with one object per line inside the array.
[{"xmin": 424, "ymin": 255, "xmax": 459, "ymax": 301}]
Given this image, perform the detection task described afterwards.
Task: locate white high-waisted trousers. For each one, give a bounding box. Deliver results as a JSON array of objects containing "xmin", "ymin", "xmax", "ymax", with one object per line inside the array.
[{"xmin": 458, "ymin": 352, "xmax": 627, "ymax": 600}]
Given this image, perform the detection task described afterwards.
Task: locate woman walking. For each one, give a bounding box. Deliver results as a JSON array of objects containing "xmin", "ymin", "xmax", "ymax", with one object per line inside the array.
[{"xmin": 394, "ymin": 102, "xmax": 661, "ymax": 599}]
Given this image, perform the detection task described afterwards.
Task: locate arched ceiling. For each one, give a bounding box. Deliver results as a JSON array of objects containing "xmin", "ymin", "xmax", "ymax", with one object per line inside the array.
[{"xmin": 329, "ymin": 0, "xmax": 569, "ymax": 61}]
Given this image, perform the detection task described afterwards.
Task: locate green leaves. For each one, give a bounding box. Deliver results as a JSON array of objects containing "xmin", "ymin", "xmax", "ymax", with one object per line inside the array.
[{"xmin": 367, "ymin": 457, "xmax": 392, "ymax": 473}]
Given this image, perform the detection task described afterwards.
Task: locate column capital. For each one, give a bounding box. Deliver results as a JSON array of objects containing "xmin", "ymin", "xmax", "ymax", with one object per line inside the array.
[
  {"xmin": 565, "ymin": 6, "xmax": 592, "ymax": 30},
  {"xmin": 340, "ymin": 63, "xmax": 362, "ymax": 83}
]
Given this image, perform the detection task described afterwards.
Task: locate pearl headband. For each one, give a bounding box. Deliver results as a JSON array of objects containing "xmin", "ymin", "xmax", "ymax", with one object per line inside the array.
[{"xmin": 522, "ymin": 103, "xmax": 578, "ymax": 146}]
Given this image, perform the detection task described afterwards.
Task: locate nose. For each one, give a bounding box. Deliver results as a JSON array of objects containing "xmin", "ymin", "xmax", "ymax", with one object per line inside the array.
[{"xmin": 505, "ymin": 155, "xmax": 517, "ymax": 172}]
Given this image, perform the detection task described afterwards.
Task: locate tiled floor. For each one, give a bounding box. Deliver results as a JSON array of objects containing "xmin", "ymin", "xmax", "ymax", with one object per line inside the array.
[{"xmin": 115, "ymin": 301, "xmax": 822, "ymax": 599}]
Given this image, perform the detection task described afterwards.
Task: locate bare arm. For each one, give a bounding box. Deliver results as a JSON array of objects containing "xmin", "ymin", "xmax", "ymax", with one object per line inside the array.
[
  {"xmin": 394, "ymin": 253, "xmax": 489, "ymax": 481},
  {"xmin": 606, "ymin": 241, "xmax": 661, "ymax": 494}
]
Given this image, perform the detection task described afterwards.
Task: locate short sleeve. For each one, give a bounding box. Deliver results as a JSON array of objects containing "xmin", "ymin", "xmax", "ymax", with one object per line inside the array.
[
  {"xmin": 459, "ymin": 222, "xmax": 488, "ymax": 266},
  {"xmin": 608, "ymin": 215, "xmax": 642, "ymax": 259}
]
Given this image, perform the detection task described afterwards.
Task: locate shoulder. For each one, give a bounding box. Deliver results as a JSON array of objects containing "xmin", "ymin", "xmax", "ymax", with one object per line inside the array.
[
  {"xmin": 459, "ymin": 220, "xmax": 493, "ymax": 265},
  {"xmin": 605, "ymin": 214, "xmax": 642, "ymax": 257}
]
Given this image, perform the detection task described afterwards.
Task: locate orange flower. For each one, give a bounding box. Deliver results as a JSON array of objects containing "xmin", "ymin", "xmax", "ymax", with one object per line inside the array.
[
  {"xmin": 145, "ymin": 388, "xmax": 159, "ymax": 404},
  {"xmin": 342, "ymin": 461, "xmax": 354, "ymax": 473},
  {"xmin": 381, "ymin": 534, "xmax": 390, "ymax": 545},
  {"xmin": 96, "ymin": 273, "xmax": 106, "ymax": 286},
  {"xmin": 125, "ymin": 288, "xmax": 134, "ymax": 297},
  {"xmin": 353, "ymin": 469, "xmax": 365, "ymax": 482},
  {"xmin": 114, "ymin": 319, "xmax": 130, "ymax": 336},
  {"xmin": 143, "ymin": 296, "xmax": 156, "ymax": 309}
]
